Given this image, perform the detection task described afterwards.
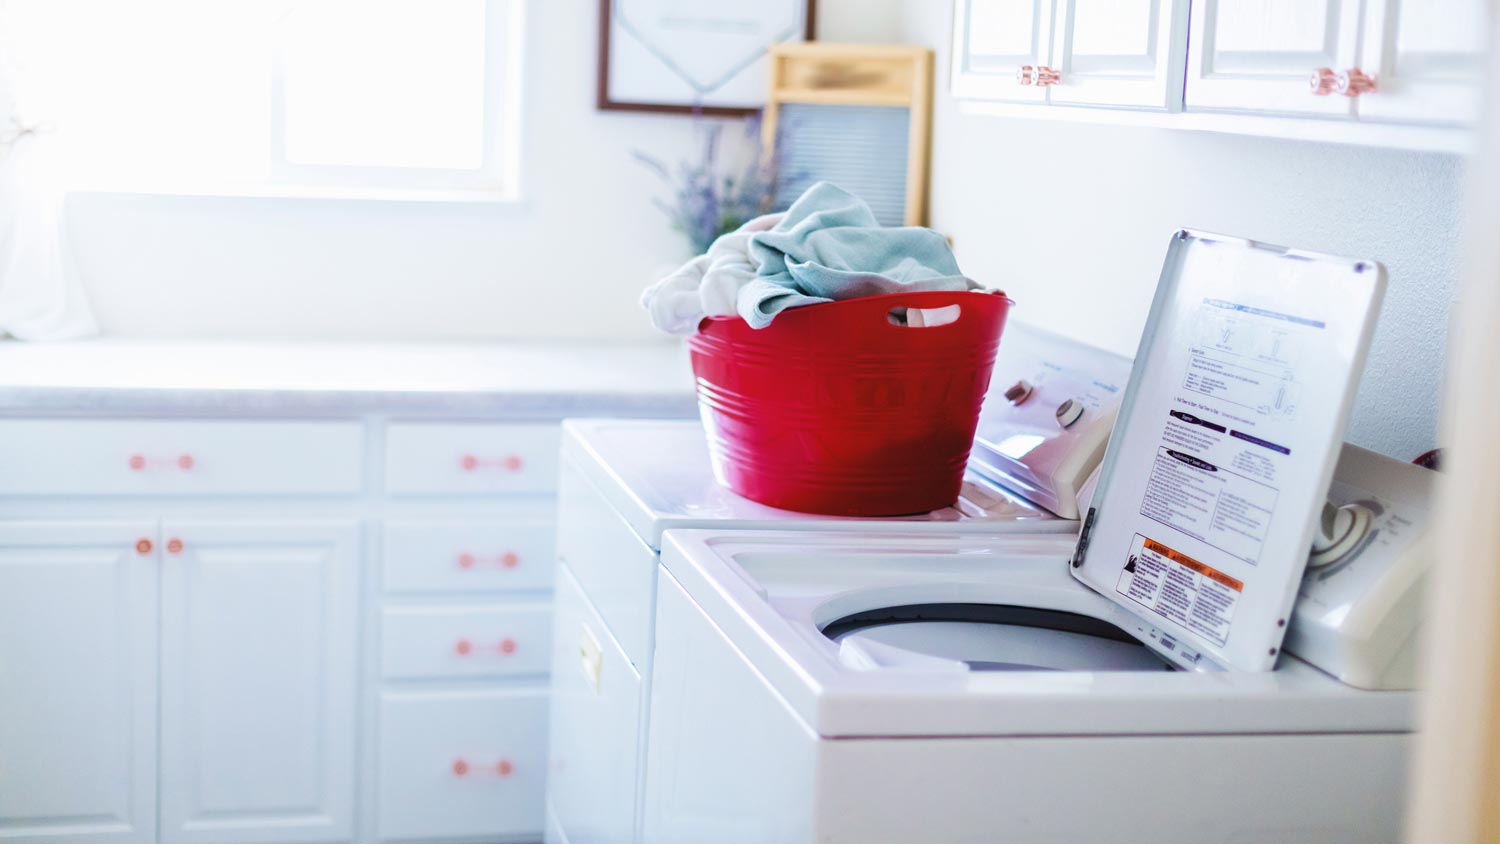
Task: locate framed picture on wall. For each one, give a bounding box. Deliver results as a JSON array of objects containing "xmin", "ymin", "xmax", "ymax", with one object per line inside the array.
[{"xmin": 597, "ymin": 0, "xmax": 817, "ymax": 116}]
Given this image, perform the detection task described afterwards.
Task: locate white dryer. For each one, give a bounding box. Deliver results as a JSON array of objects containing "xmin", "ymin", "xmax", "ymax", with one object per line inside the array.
[
  {"xmin": 543, "ymin": 323, "xmax": 1134, "ymax": 844},
  {"xmin": 644, "ymin": 445, "xmax": 1428, "ymax": 843}
]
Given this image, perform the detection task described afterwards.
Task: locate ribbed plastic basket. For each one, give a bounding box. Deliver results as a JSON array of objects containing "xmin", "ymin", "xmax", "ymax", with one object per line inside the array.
[{"xmin": 687, "ymin": 290, "xmax": 1012, "ymax": 516}]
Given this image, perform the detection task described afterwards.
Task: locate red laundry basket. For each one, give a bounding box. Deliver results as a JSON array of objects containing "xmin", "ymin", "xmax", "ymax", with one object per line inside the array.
[{"xmin": 687, "ymin": 290, "xmax": 1012, "ymax": 516}]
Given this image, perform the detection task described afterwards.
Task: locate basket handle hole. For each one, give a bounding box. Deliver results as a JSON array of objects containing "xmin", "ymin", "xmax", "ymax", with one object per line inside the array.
[{"xmin": 888, "ymin": 305, "xmax": 961, "ymax": 328}]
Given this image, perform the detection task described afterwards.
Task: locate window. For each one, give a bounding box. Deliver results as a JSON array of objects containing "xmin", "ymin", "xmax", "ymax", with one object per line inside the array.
[{"xmin": 5, "ymin": 0, "xmax": 523, "ymax": 200}]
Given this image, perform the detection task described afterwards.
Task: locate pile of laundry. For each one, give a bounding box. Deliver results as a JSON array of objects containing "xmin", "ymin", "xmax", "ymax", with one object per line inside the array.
[{"xmin": 641, "ymin": 181, "xmax": 986, "ymax": 334}]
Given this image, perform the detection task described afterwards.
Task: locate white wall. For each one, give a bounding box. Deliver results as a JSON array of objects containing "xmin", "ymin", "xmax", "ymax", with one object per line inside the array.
[
  {"xmin": 63, "ymin": 0, "xmax": 1460, "ymax": 458},
  {"xmin": 898, "ymin": 4, "xmax": 1463, "ymax": 461},
  {"xmin": 65, "ymin": 1, "xmax": 892, "ymax": 346}
]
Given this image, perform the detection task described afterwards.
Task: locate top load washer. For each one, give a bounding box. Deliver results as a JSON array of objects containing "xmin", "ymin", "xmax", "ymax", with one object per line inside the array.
[
  {"xmin": 643, "ymin": 446, "xmax": 1429, "ymax": 842},
  {"xmin": 543, "ymin": 321, "xmax": 1133, "ymax": 844}
]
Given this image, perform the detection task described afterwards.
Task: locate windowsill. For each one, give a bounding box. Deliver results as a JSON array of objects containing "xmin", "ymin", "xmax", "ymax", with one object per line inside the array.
[{"xmin": 63, "ymin": 181, "xmax": 524, "ymax": 205}]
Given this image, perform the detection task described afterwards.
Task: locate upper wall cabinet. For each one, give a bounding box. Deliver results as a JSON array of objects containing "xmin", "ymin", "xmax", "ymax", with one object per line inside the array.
[
  {"xmin": 952, "ymin": 0, "xmax": 1485, "ymax": 149},
  {"xmin": 953, "ymin": 0, "xmax": 1189, "ymax": 109},
  {"xmin": 1184, "ymin": 0, "xmax": 1484, "ymax": 124},
  {"xmin": 1048, "ymin": 0, "xmax": 1190, "ymax": 109},
  {"xmin": 952, "ymin": 0, "xmax": 1052, "ymax": 102},
  {"xmin": 1357, "ymin": 0, "xmax": 1485, "ymax": 124},
  {"xmin": 1185, "ymin": 0, "xmax": 1362, "ymax": 117}
]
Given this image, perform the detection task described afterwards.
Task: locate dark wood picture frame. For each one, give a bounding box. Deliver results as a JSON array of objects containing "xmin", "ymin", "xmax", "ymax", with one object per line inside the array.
[{"xmin": 596, "ymin": 0, "xmax": 818, "ymax": 116}]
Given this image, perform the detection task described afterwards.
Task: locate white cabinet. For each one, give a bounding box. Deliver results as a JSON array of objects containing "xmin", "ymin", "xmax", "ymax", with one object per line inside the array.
[
  {"xmin": 1185, "ymin": 0, "xmax": 1484, "ymax": 124},
  {"xmin": 951, "ymin": 0, "xmax": 1052, "ymax": 102},
  {"xmin": 952, "ymin": 0, "xmax": 1483, "ymax": 148},
  {"xmin": 381, "ymin": 518, "xmax": 556, "ymax": 595},
  {"xmin": 0, "ymin": 419, "xmax": 363, "ymax": 497},
  {"xmin": 0, "ymin": 519, "xmax": 359, "ymax": 844},
  {"xmin": 375, "ymin": 690, "xmax": 548, "ymax": 841},
  {"xmin": 0, "ymin": 412, "xmax": 670, "ymax": 844},
  {"xmin": 0, "ymin": 522, "xmax": 158, "ymax": 844},
  {"xmin": 1185, "ymin": 0, "xmax": 1362, "ymax": 117},
  {"xmin": 953, "ymin": 0, "xmax": 1189, "ymax": 110},
  {"xmin": 380, "ymin": 604, "xmax": 553, "ymax": 681},
  {"xmin": 158, "ymin": 521, "xmax": 359, "ymax": 844},
  {"xmin": 384, "ymin": 423, "xmax": 560, "ymax": 497},
  {"xmin": 1049, "ymin": 0, "xmax": 1190, "ymax": 110},
  {"xmin": 1358, "ymin": 0, "xmax": 1485, "ymax": 124}
]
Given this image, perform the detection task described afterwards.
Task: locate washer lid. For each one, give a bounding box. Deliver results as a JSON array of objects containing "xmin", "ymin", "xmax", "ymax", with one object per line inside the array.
[{"xmin": 1071, "ymin": 231, "xmax": 1387, "ymax": 673}]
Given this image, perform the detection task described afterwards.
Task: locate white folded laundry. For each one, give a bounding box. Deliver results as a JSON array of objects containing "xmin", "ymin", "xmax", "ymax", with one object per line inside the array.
[
  {"xmin": 906, "ymin": 304, "xmax": 961, "ymax": 328},
  {"xmin": 641, "ymin": 212, "xmax": 784, "ymax": 335}
]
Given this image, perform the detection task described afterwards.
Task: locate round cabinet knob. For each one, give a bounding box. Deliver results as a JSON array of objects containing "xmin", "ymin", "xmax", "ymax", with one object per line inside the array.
[
  {"xmin": 1309, "ymin": 502, "xmax": 1375, "ymax": 567},
  {"xmin": 1003, "ymin": 380, "xmax": 1034, "ymax": 405},
  {"xmin": 1033, "ymin": 66, "xmax": 1061, "ymax": 87},
  {"xmin": 1336, "ymin": 68, "xmax": 1376, "ymax": 97},
  {"xmin": 1309, "ymin": 67, "xmax": 1338, "ymax": 96},
  {"xmin": 1055, "ymin": 399, "xmax": 1084, "ymax": 429},
  {"xmin": 1016, "ymin": 65, "xmax": 1035, "ymax": 85}
]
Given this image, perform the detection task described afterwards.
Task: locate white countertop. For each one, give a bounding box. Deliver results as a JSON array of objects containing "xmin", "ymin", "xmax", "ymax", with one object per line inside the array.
[{"xmin": 0, "ymin": 339, "xmax": 699, "ymax": 417}]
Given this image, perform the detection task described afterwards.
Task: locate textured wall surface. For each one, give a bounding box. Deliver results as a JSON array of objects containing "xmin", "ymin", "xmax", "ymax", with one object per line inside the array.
[{"xmin": 901, "ymin": 4, "xmax": 1466, "ymax": 459}]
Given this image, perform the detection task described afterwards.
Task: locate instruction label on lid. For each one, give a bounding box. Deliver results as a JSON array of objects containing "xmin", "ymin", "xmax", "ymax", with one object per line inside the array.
[{"xmin": 1118, "ymin": 534, "xmax": 1243, "ymax": 647}]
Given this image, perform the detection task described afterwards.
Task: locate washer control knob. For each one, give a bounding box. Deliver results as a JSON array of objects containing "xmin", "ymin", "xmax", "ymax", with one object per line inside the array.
[
  {"xmin": 1004, "ymin": 380, "xmax": 1034, "ymax": 405},
  {"xmin": 1055, "ymin": 399, "xmax": 1084, "ymax": 429},
  {"xmin": 1309, "ymin": 502, "xmax": 1374, "ymax": 567}
]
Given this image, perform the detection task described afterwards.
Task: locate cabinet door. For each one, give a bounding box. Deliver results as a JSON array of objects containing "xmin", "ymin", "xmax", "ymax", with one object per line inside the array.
[
  {"xmin": 1357, "ymin": 0, "xmax": 1484, "ymax": 125},
  {"xmin": 951, "ymin": 0, "xmax": 1054, "ymax": 102},
  {"xmin": 158, "ymin": 520, "xmax": 359, "ymax": 844},
  {"xmin": 1048, "ymin": 0, "xmax": 1190, "ymax": 110},
  {"xmin": 1185, "ymin": 0, "xmax": 1362, "ymax": 117},
  {"xmin": 0, "ymin": 521, "xmax": 157, "ymax": 844}
]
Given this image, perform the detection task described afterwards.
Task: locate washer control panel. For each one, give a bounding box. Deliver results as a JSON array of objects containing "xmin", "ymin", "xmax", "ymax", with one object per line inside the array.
[{"xmin": 969, "ymin": 321, "xmax": 1133, "ymax": 519}]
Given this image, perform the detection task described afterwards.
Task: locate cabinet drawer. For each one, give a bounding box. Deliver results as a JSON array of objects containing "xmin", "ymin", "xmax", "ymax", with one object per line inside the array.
[
  {"xmin": 381, "ymin": 605, "xmax": 552, "ymax": 681},
  {"xmin": 0, "ymin": 418, "xmax": 363, "ymax": 496},
  {"xmin": 383, "ymin": 519, "xmax": 555, "ymax": 595},
  {"xmin": 377, "ymin": 689, "xmax": 547, "ymax": 841},
  {"xmin": 385, "ymin": 423, "xmax": 560, "ymax": 496}
]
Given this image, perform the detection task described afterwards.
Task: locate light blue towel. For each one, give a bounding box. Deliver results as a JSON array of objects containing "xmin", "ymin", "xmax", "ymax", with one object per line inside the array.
[{"xmin": 738, "ymin": 181, "xmax": 979, "ymax": 328}]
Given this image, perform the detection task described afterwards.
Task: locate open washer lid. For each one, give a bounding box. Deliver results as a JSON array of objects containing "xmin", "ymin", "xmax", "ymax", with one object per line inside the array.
[{"xmin": 1071, "ymin": 230, "xmax": 1386, "ymax": 673}]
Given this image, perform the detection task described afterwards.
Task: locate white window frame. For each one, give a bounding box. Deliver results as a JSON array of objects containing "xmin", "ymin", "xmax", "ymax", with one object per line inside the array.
[{"xmin": 70, "ymin": 0, "xmax": 526, "ymax": 203}]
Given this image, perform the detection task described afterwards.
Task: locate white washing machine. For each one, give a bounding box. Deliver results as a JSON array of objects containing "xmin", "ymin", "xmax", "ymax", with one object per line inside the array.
[
  {"xmin": 641, "ymin": 233, "xmax": 1413, "ymax": 842},
  {"xmin": 644, "ymin": 445, "xmax": 1428, "ymax": 842},
  {"xmin": 543, "ymin": 323, "xmax": 1134, "ymax": 844}
]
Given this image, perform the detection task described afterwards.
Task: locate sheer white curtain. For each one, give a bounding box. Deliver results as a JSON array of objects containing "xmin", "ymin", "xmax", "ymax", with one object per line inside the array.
[{"xmin": 0, "ymin": 0, "xmax": 98, "ymax": 340}]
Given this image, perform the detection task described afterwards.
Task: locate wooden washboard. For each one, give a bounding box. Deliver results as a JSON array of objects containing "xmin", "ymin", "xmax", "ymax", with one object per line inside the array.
[{"xmin": 761, "ymin": 43, "xmax": 934, "ymax": 227}]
